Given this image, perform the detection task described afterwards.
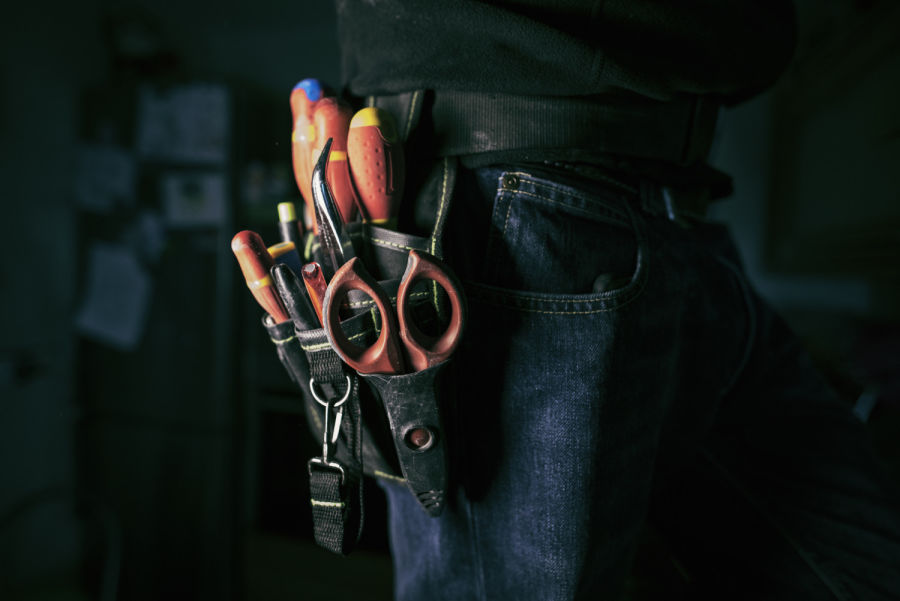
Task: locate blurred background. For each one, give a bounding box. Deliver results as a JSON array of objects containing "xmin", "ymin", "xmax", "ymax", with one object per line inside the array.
[{"xmin": 0, "ymin": 1, "xmax": 897, "ymax": 600}]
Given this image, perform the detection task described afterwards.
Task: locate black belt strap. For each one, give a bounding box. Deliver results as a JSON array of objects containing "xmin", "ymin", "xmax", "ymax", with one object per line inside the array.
[{"xmin": 370, "ymin": 90, "xmax": 720, "ymax": 166}]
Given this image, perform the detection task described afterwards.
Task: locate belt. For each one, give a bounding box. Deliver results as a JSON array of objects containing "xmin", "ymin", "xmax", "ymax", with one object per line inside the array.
[{"xmin": 367, "ymin": 89, "xmax": 720, "ymax": 166}]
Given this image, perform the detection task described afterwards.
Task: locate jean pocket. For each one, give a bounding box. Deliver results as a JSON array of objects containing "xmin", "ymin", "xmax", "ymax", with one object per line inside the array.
[{"xmin": 473, "ymin": 169, "xmax": 647, "ymax": 312}]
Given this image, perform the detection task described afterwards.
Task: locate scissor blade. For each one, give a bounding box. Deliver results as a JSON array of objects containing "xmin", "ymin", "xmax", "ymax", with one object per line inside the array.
[{"xmin": 312, "ymin": 137, "xmax": 356, "ymax": 279}]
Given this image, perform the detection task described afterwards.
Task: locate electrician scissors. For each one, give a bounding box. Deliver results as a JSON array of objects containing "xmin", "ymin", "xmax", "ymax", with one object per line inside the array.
[{"xmin": 321, "ymin": 250, "xmax": 466, "ymax": 375}]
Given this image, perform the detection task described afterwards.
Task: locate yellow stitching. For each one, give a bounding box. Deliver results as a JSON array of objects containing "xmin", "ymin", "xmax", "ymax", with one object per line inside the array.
[
  {"xmin": 405, "ymin": 90, "xmax": 421, "ymax": 139},
  {"xmin": 302, "ymin": 341, "xmax": 332, "ymax": 352},
  {"xmin": 471, "ymin": 292, "xmax": 642, "ymax": 315},
  {"xmin": 310, "ymin": 499, "xmax": 345, "ymax": 509},
  {"xmin": 344, "ymin": 300, "xmax": 374, "ymax": 309},
  {"xmin": 344, "ymin": 301, "xmax": 373, "ymax": 309},
  {"xmin": 270, "ymin": 335, "xmax": 296, "ymax": 345},
  {"xmin": 344, "ymin": 290, "xmax": 429, "ymax": 308},
  {"xmin": 503, "ymin": 171, "xmax": 632, "ymax": 201},
  {"xmin": 469, "ymin": 272, "xmax": 647, "ymax": 314},
  {"xmin": 502, "ymin": 193, "xmax": 514, "ymax": 236},
  {"xmin": 370, "ymin": 237, "xmax": 418, "ymax": 252},
  {"xmin": 469, "ymin": 279, "xmax": 645, "ymax": 305},
  {"xmin": 374, "ymin": 470, "xmax": 406, "ymax": 483},
  {"xmin": 502, "ymin": 188, "xmax": 629, "ymax": 223},
  {"xmin": 431, "ymin": 157, "xmax": 450, "ymax": 255},
  {"xmin": 301, "ymin": 329, "xmax": 370, "ymax": 352},
  {"xmin": 429, "ymin": 158, "xmax": 452, "ymax": 305}
]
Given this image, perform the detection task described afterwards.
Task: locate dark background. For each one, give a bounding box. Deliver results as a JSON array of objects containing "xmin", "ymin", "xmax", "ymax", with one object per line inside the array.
[{"xmin": 1, "ymin": 1, "xmax": 898, "ymax": 600}]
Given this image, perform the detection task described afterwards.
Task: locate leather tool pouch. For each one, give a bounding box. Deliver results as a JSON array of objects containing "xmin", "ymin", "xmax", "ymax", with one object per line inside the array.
[{"xmin": 263, "ymin": 154, "xmax": 461, "ymax": 552}]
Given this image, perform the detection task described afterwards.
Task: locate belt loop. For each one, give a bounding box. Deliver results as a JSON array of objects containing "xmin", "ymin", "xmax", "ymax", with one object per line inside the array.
[{"xmin": 370, "ymin": 90, "xmax": 427, "ymax": 144}]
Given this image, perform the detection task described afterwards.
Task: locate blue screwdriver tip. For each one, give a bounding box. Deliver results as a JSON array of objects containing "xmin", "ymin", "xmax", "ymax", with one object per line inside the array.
[{"xmin": 293, "ymin": 78, "xmax": 323, "ymax": 102}]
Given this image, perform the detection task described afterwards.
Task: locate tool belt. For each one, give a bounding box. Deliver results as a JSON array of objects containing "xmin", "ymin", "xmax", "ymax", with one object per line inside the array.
[
  {"xmin": 265, "ymin": 152, "xmax": 460, "ymax": 555},
  {"xmin": 263, "ymin": 88, "xmax": 724, "ymax": 555}
]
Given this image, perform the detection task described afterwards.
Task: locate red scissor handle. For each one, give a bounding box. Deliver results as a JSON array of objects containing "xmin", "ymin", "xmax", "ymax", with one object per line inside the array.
[
  {"xmin": 397, "ymin": 251, "xmax": 466, "ymax": 372},
  {"xmin": 323, "ymin": 257, "xmax": 406, "ymax": 375},
  {"xmin": 323, "ymin": 251, "xmax": 466, "ymax": 375}
]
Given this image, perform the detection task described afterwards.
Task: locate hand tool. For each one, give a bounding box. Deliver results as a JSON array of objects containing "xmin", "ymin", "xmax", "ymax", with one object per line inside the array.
[
  {"xmin": 322, "ymin": 250, "xmax": 465, "ymax": 518},
  {"xmin": 231, "ymin": 230, "xmax": 291, "ymax": 324},
  {"xmin": 300, "ymin": 262, "xmax": 328, "ymax": 326},
  {"xmin": 347, "ymin": 107, "xmax": 405, "ymax": 229},
  {"xmin": 271, "ymin": 262, "xmax": 318, "ymax": 331},
  {"xmin": 322, "ymin": 250, "xmax": 465, "ymax": 375},
  {"xmin": 290, "ymin": 79, "xmax": 324, "ymax": 232},
  {"xmin": 267, "ymin": 240, "xmax": 305, "ymax": 277},
  {"xmin": 311, "ymin": 97, "xmax": 359, "ymax": 224},
  {"xmin": 277, "ymin": 201, "xmax": 305, "ymax": 249},
  {"xmin": 311, "ymin": 137, "xmax": 357, "ymax": 281}
]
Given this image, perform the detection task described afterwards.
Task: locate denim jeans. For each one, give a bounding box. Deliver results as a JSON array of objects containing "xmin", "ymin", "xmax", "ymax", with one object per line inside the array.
[{"xmin": 379, "ymin": 163, "xmax": 900, "ymax": 600}]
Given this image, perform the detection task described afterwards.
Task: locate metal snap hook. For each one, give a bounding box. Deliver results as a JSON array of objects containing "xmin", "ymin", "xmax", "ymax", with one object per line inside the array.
[{"xmin": 309, "ymin": 376, "xmax": 352, "ymax": 408}]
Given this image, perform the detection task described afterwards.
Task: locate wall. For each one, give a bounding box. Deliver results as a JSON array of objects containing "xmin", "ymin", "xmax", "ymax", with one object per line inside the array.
[
  {"xmin": 0, "ymin": 1, "xmax": 107, "ymax": 594},
  {"xmin": 1, "ymin": 1, "xmax": 340, "ymax": 598}
]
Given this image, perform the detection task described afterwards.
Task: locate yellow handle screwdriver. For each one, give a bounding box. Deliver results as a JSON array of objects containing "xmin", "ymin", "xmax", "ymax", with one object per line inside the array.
[{"xmin": 347, "ymin": 107, "xmax": 405, "ymax": 229}]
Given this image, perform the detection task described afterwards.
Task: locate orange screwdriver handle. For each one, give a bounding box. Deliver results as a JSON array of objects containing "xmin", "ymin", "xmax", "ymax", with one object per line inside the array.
[
  {"xmin": 231, "ymin": 230, "xmax": 291, "ymax": 324},
  {"xmin": 290, "ymin": 79, "xmax": 323, "ymax": 232},
  {"xmin": 312, "ymin": 97, "xmax": 359, "ymax": 224},
  {"xmin": 300, "ymin": 262, "xmax": 328, "ymax": 326},
  {"xmin": 347, "ymin": 108, "xmax": 405, "ymax": 228}
]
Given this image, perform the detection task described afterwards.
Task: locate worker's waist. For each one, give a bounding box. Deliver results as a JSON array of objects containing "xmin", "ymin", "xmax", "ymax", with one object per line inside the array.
[{"xmin": 367, "ymin": 90, "xmax": 720, "ymax": 167}]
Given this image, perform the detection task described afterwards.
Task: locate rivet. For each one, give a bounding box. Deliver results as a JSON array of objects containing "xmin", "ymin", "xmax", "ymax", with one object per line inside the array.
[
  {"xmin": 502, "ymin": 174, "xmax": 519, "ymax": 189},
  {"xmin": 406, "ymin": 427, "xmax": 433, "ymax": 450}
]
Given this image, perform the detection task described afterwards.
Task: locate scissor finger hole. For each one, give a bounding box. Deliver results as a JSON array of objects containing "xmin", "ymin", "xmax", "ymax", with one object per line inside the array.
[
  {"xmin": 403, "ymin": 278, "xmax": 452, "ymax": 339},
  {"xmin": 330, "ymin": 288, "xmax": 391, "ymax": 353}
]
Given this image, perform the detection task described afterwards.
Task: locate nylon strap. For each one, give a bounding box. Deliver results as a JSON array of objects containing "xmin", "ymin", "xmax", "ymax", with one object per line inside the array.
[
  {"xmin": 309, "ymin": 462, "xmax": 357, "ymax": 554},
  {"xmin": 305, "ymin": 341, "xmax": 364, "ymax": 555}
]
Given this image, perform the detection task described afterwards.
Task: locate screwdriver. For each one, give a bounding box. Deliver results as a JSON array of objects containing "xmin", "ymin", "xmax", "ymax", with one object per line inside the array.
[
  {"xmin": 311, "ymin": 97, "xmax": 359, "ymax": 225},
  {"xmin": 271, "ymin": 263, "xmax": 317, "ymax": 331},
  {"xmin": 267, "ymin": 240, "xmax": 305, "ymax": 278},
  {"xmin": 290, "ymin": 79, "xmax": 324, "ymax": 232},
  {"xmin": 347, "ymin": 107, "xmax": 405, "ymax": 229},
  {"xmin": 300, "ymin": 262, "xmax": 329, "ymax": 326},
  {"xmin": 277, "ymin": 201, "xmax": 305, "ymax": 250},
  {"xmin": 231, "ymin": 230, "xmax": 291, "ymax": 324}
]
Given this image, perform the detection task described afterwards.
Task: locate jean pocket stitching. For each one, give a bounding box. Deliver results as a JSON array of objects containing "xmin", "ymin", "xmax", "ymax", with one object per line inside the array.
[
  {"xmin": 482, "ymin": 190, "xmax": 512, "ymax": 282},
  {"xmin": 466, "ymin": 195, "xmax": 650, "ymax": 313},
  {"xmin": 463, "ymin": 262, "xmax": 648, "ymax": 314},
  {"xmin": 505, "ymin": 188, "xmax": 630, "ymax": 228},
  {"xmin": 504, "ymin": 172, "xmax": 634, "ymax": 222}
]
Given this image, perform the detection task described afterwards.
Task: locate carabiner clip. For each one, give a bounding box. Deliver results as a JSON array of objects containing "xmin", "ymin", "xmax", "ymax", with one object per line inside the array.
[{"xmin": 309, "ymin": 376, "xmax": 351, "ymax": 467}]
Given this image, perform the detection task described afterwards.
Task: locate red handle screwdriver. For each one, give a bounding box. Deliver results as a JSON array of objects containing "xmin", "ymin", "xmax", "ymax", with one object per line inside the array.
[
  {"xmin": 289, "ymin": 79, "xmax": 324, "ymax": 232},
  {"xmin": 231, "ymin": 230, "xmax": 291, "ymax": 324},
  {"xmin": 347, "ymin": 107, "xmax": 405, "ymax": 229},
  {"xmin": 311, "ymin": 97, "xmax": 359, "ymax": 225}
]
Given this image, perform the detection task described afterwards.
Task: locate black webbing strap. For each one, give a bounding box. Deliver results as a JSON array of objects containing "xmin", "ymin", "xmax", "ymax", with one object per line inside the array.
[
  {"xmin": 303, "ymin": 333, "xmax": 364, "ymax": 555},
  {"xmin": 308, "ymin": 461, "xmax": 357, "ymax": 554}
]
